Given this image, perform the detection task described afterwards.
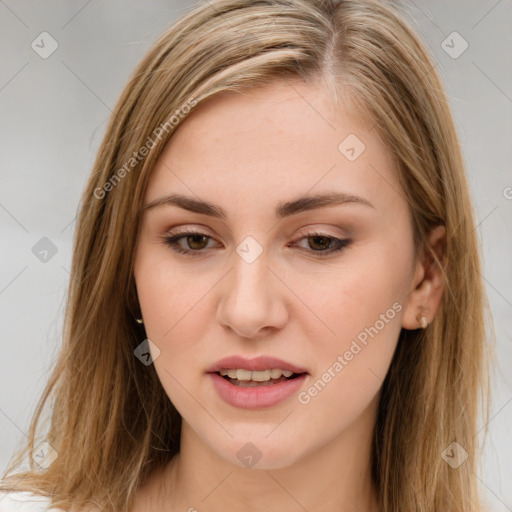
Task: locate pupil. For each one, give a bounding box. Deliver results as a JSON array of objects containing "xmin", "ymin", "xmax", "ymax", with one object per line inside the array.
[
  {"xmin": 188, "ymin": 234, "xmax": 207, "ymax": 249},
  {"xmin": 309, "ymin": 236, "xmax": 330, "ymax": 250}
]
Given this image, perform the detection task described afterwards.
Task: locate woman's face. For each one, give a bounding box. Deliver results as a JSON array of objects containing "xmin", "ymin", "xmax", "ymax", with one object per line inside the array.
[{"xmin": 134, "ymin": 80, "xmax": 420, "ymax": 469}]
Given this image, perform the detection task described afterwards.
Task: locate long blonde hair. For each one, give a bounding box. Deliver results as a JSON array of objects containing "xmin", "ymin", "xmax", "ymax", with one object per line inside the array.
[{"xmin": 1, "ymin": 1, "xmax": 492, "ymax": 510}]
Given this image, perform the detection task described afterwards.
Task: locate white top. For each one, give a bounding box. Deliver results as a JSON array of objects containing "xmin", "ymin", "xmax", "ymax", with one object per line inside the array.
[{"xmin": 0, "ymin": 491, "xmax": 63, "ymax": 512}]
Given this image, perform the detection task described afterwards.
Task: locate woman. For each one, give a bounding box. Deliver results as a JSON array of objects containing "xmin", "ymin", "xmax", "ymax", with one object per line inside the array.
[{"xmin": 0, "ymin": 0, "xmax": 492, "ymax": 510}]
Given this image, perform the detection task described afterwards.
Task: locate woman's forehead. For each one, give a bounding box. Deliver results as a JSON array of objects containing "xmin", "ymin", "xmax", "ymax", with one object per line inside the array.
[{"xmin": 143, "ymin": 81, "xmax": 402, "ymax": 217}]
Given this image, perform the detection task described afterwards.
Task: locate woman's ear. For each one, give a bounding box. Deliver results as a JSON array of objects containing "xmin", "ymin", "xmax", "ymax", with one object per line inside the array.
[{"xmin": 402, "ymin": 225, "xmax": 446, "ymax": 330}]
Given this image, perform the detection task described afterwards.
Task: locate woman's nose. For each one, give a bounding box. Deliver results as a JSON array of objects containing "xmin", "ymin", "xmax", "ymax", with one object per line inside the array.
[{"xmin": 216, "ymin": 244, "xmax": 289, "ymax": 340}]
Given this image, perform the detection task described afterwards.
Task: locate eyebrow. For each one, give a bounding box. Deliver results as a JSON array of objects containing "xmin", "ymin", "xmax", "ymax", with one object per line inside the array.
[{"xmin": 142, "ymin": 191, "xmax": 374, "ymax": 219}]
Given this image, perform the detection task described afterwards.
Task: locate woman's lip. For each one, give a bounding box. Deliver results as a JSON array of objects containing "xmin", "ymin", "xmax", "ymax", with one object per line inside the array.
[
  {"xmin": 208, "ymin": 372, "xmax": 308, "ymax": 409},
  {"xmin": 206, "ymin": 355, "xmax": 308, "ymax": 374}
]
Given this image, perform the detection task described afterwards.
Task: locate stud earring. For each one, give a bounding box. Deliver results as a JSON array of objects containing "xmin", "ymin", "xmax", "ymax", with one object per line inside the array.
[
  {"xmin": 135, "ymin": 317, "xmax": 144, "ymax": 325},
  {"xmin": 416, "ymin": 306, "xmax": 430, "ymax": 329},
  {"xmin": 416, "ymin": 314, "xmax": 428, "ymax": 329}
]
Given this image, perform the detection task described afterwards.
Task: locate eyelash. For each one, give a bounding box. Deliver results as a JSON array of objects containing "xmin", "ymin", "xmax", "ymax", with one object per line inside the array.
[{"xmin": 160, "ymin": 230, "xmax": 352, "ymax": 258}]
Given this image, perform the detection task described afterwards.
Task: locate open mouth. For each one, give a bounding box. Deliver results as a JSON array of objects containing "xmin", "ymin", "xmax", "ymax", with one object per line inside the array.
[
  {"xmin": 209, "ymin": 366, "xmax": 309, "ymax": 408},
  {"xmin": 216, "ymin": 371, "xmax": 305, "ymax": 387}
]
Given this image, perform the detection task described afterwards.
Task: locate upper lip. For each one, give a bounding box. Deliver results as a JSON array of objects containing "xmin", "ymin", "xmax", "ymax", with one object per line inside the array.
[{"xmin": 207, "ymin": 355, "xmax": 309, "ymax": 374}]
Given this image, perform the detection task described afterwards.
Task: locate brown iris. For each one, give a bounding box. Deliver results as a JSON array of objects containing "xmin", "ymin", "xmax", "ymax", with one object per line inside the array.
[
  {"xmin": 307, "ymin": 235, "xmax": 332, "ymax": 251},
  {"xmin": 187, "ymin": 234, "xmax": 209, "ymax": 250}
]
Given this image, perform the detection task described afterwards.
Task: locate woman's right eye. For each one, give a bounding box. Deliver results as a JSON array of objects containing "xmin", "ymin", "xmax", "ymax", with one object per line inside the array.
[{"xmin": 161, "ymin": 231, "xmax": 218, "ymax": 256}]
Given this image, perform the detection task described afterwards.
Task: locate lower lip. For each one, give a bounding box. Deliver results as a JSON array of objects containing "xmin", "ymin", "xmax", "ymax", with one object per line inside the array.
[{"xmin": 208, "ymin": 372, "xmax": 308, "ymax": 409}]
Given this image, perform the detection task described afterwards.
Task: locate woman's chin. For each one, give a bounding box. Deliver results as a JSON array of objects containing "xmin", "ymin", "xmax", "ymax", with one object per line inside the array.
[{"xmin": 209, "ymin": 437, "xmax": 306, "ymax": 471}]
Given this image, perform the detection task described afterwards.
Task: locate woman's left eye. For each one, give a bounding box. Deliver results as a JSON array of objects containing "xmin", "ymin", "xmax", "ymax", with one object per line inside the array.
[
  {"xmin": 292, "ymin": 233, "xmax": 352, "ymax": 255},
  {"xmin": 160, "ymin": 231, "xmax": 351, "ymax": 257}
]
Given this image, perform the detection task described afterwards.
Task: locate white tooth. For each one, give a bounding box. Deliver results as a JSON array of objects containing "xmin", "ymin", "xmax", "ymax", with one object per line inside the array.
[
  {"xmin": 221, "ymin": 368, "xmax": 296, "ymax": 381},
  {"xmin": 237, "ymin": 369, "xmax": 253, "ymax": 381},
  {"xmin": 270, "ymin": 368, "xmax": 282, "ymax": 379},
  {"xmin": 251, "ymin": 370, "xmax": 271, "ymax": 382}
]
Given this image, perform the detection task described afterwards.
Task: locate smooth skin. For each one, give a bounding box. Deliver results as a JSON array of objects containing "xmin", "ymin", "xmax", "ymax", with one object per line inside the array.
[{"xmin": 132, "ymin": 79, "xmax": 446, "ymax": 512}]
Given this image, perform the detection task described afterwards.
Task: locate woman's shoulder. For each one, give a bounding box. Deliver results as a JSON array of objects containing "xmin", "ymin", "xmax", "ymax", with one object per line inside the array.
[{"xmin": 0, "ymin": 491, "xmax": 63, "ymax": 512}]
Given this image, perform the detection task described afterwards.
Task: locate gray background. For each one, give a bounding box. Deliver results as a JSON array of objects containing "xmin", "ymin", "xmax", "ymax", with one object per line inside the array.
[{"xmin": 1, "ymin": 0, "xmax": 511, "ymax": 510}]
